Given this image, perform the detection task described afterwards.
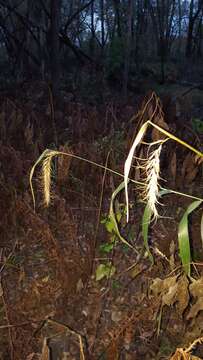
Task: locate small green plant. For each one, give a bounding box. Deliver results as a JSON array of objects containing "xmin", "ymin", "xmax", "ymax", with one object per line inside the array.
[
  {"xmin": 191, "ymin": 118, "xmax": 203, "ymax": 134},
  {"xmin": 95, "ymin": 262, "xmax": 116, "ymax": 281},
  {"xmin": 96, "ymin": 203, "xmax": 127, "ymax": 280}
]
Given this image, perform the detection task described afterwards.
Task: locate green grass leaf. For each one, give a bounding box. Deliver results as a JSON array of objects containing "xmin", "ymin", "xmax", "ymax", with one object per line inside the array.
[
  {"xmin": 99, "ymin": 243, "xmax": 115, "ymax": 253},
  {"xmin": 109, "ymin": 181, "xmax": 135, "ymax": 250},
  {"xmin": 201, "ymin": 212, "xmax": 203, "ymax": 247},
  {"xmin": 95, "ymin": 262, "xmax": 116, "ymax": 281},
  {"xmin": 142, "ymin": 203, "xmax": 154, "ymax": 264},
  {"xmin": 178, "ymin": 200, "xmax": 202, "ymax": 276}
]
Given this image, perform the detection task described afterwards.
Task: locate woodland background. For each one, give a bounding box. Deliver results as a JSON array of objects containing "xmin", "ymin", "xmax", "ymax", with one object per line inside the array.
[{"xmin": 0, "ymin": 0, "xmax": 203, "ymax": 100}]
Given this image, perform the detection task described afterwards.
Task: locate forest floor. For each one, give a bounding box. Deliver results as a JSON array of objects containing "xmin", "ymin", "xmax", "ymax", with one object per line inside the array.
[{"xmin": 0, "ymin": 82, "xmax": 203, "ymax": 360}]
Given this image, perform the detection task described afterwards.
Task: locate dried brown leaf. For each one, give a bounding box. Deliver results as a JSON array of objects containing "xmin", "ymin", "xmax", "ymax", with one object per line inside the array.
[
  {"xmin": 181, "ymin": 153, "xmax": 199, "ymax": 183},
  {"xmin": 162, "ymin": 279, "xmax": 178, "ymax": 306},
  {"xmin": 176, "ymin": 275, "xmax": 189, "ymax": 315},
  {"xmin": 187, "ymin": 297, "xmax": 203, "ymax": 319},
  {"xmin": 186, "ymin": 278, "xmax": 203, "ymax": 319},
  {"xmin": 150, "ymin": 275, "xmax": 189, "ymax": 312},
  {"xmin": 150, "ymin": 276, "xmax": 177, "ymax": 305},
  {"xmin": 189, "ymin": 278, "xmax": 203, "ymax": 298}
]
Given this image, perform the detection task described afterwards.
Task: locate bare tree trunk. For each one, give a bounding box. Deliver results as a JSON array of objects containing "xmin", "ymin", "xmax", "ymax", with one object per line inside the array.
[
  {"xmin": 100, "ymin": 0, "xmax": 105, "ymax": 48},
  {"xmin": 123, "ymin": 0, "xmax": 133, "ymax": 99},
  {"xmin": 197, "ymin": 12, "xmax": 203, "ymax": 56},
  {"xmin": 186, "ymin": 0, "xmax": 195, "ymax": 57},
  {"xmin": 112, "ymin": 0, "xmax": 122, "ymax": 38},
  {"xmin": 89, "ymin": 0, "xmax": 95, "ymax": 57},
  {"xmin": 50, "ymin": 0, "xmax": 61, "ymax": 100},
  {"xmin": 178, "ymin": 0, "xmax": 182, "ymax": 53},
  {"xmin": 186, "ymin": 0, "xmax": 203, "ymax": 57}
]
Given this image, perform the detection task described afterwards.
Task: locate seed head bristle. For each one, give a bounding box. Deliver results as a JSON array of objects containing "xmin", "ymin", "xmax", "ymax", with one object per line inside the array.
[
  {"xmin": 42, "ymin": 155, "xmax": 52, "ymax": 206},
  {"xmin": 142, "ymin": 144, "xmax": 162, "ymax": 219}
]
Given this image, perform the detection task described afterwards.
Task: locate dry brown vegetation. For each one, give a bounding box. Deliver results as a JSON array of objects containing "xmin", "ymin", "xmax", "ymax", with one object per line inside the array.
[{"xmin": 0, "ymin": 87, "xmax": 202, "ymax": 360}]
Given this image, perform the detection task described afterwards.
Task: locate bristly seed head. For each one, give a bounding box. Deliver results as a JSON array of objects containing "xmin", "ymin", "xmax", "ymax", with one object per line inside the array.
[
  {"xmin": 42, "ymin": 155, "xmax": 52, "ymax": 206},
  {"xmin": 142, "ymin": 144, "xmax": 162, "ymax": 220}
]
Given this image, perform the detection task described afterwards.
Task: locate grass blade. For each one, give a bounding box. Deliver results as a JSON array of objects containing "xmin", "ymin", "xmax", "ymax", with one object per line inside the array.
[
  {"xmin": 124, "ymin": 122, "xmax": 148, "ymax": 222},
  {"xmin": 178, "ymin": 200, "xmax": 202, "ymax": 276},
  {"xmin": 201, "ymin": 212, "xmax": 203, "ymax": 248},
  {"xmin": 142, "ymin": 203, "xmax": 154, "ymax": 264},
  {"xmin": 109, "ymin": 181, "xmax": 135, "ymax": 250}
]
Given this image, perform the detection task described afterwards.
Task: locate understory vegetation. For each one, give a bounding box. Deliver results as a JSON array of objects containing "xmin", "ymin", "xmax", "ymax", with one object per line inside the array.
[{"xmin": 0, "ymin": 88, "xmax": 202, "ymax": 359}]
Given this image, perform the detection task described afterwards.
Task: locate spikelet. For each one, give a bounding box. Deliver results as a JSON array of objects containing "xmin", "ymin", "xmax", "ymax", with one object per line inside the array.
[
  {"xmin": 142, "ymin": 144, "xmax": 162, "ymax": 219},
  {"xmin": 40, "ymin": 150, "xmax": 59, "ymax": 207},
  {"xmin": 42, "ymin": 154, "xmax": 52, "ymax": 206}
]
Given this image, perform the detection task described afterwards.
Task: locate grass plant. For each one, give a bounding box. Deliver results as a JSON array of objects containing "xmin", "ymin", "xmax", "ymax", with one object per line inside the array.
[{"xmin": 30, "ymin": 93, "xmax": 203, "ymax": 276}]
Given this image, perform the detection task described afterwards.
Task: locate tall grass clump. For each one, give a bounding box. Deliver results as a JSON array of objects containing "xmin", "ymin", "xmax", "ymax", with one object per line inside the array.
[{"xmin": 30, "ymin": 93, "xmax": 203, "ymax": 276}]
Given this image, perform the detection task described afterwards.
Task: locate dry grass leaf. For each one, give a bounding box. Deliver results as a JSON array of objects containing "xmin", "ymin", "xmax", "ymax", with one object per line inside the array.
[
  {"xmin": 170, "ymin": 336, "xmax": 203, "ymax": 360},
  {"xmin": 169, "ymin": 348, "xmax": 190, "ymax": 360},
  {"xmin": 57, "ymin": 145, "xmax": 73, "ymax": 185},
  {"xmin": 40, "ymin": 338, "xmax": 50, "ymax": 360},
  {"xmin": 26, "ymin": 353, "xmax": 37, "ymax": 360},
  {"xmin": 169, "ymin": 348, "xmax": 201, "ymax": 359},
  {"xmin": 169, "ymin": 240, "xmax": 176, "ymax": 271}
]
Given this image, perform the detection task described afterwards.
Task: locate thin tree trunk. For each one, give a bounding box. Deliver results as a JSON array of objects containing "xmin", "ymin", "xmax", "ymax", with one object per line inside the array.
[
  {"xmin": 186, "ymin": 0, "xmax": 203, "ymax": 57},
  {"xmin": 178, "ymin": 0, "xmax": 182, "ymax": 53},
  {"xmin": 50, "ymin": 0, "xmax": 61, "ymax": 100},
  {"xmin": 90, "ymin": 0, "xmax": 95, "ymax": 57},
  {"xmin": 186, "ymin": 0, "xmax": 194, "ymax": 57},
  {"xmin": 123, "ymin": 0, "xmax": 133, "ymax": 99},
  {"xmin": 113, "ymin": 0, "xmax": 122, "ymax": 38},
  {"xmin": 100, "ymin": 0, "xmax": 105, "ymax": 48}
]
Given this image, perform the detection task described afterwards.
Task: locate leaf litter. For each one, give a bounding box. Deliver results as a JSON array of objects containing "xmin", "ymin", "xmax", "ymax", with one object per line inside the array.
[{"xmin": 0, "ymin": 90, "xmax": 203, "ymax": 359}]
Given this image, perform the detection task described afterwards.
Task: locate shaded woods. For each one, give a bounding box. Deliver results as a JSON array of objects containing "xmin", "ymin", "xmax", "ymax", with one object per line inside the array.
[{"xmin": 0, "ymin": 0, "xmax": 203, "ymax": 96}]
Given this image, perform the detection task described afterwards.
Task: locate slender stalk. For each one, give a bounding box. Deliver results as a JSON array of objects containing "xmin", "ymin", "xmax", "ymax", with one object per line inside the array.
[
  {"xmin": 148, "ymin": 120, "xmax": 203, "ymax": 158},
  {"xmin": 30, "ymin": 149, "xmax": 203, "ymax": 213}
]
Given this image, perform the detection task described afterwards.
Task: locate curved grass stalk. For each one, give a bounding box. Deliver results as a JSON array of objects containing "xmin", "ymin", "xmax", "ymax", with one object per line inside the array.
[
  {"xmin": 148, "ymin": 120, "xmax": 203, "ymax": 158},
  {"xmin": 30, "ymin": 149, "xmax": 203, "ymax": 213},
  {"xmin": 178, "ymin": 200, "xmax": 202, "ymax": 276},
  {"xmin": 124, "ymin": 120, "xmax": 203, "ymax": 223}
]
